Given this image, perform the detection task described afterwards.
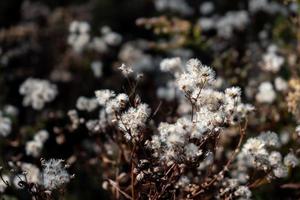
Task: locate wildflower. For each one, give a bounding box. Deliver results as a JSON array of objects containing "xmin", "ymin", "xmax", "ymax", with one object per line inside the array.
[
  {"xmin": 176, "ymin": 58, "xmax": 215, "ymax": 92},
  {"xmin": 242, "ymin": 138, "xmax": 267, "ymax": 157},
  {"xmin": 85, "ymin": 119, "xmax": 100, "ymax": 133},
  {"xmin": 118, "ymin": 42, "xmax": 153, "ymax": 73},
  {"xmin": 284, "ymin": 152, "xmax": 299, "ymax": 168},
  {"xmin": 199, "ymin": 2, "xmax": 214, "ymax": 15},
  {"xmin": 234, "ymin": 186, "xmax": 252, "ymax": 200},
  {"xmin": 19, "ymin": 78, "xmax": 58, "ymax": 110},
  {"xmin": 68, "ymin": 21, "xmax": 90, "ymax": 52},
  {"xmin": 69, "ymin": 21, "xmax": 90, "ymax": 33},
  {"xmin": 154, "ymin": 0, "xmax": 193, "ymax": 15},
  {"xmin": 268, "ymin": 151, "xmax": 282, "ymax": 166},
  {"xmin": 33, "ymin": 130, "xmax": 49, "ymax": 144},
  {"xmin": 249, "ymin": 0, "xmax": 285, "ymax": 14},
  {"xmin": 105, "ymin": 93, "xmax": 129, "ymax": 114},
  {"xmin": 95, "ymin": 89, "xmax": 116, "ymax": 106},
  {"xmin": 102, "ymin": 28, "xmax": 122, "ymax": 46},
  {"xmin": 274, "ymin": 77, "xmax": 288, "ymax": 91},
  {"xmin": 280, "ymin": 131, "xmax": 290, "ymax": 144},
  {"xmin": 225, "ymin": 87, "xmax": 241, "ymax": 99},
  {"xmin": 21, "ymin": 163, "xmax": 41, "ymax": 184},
  {"xmin": 68, "ymin": 110, "xmax": 81, "ymax": 130},
  {"xmin": 25, "ymin": 141, "xmax": 43, "ymax": 157},
  {"xmin": 76, "ymin": 96, "xmax": 98, "ymax": 112},
  {"xmin": 160, "ymin": 57, "xmax": 182, "ymax": 76},
  {"xmin": 91, "ymin": 61, "xmax": 103, "ymax": 78},
  {"xmin": 261, "ymin": 45, "xmax": 284, "ymax": 73},
  {"xmin": 199, "ymin": 17, "xmax": 215, "ymax": 31},
  {"xmin": 0, "ymin": 111, "xmax": 12, "ymax": 137},
  {"xmin": 216, "ymin": 11, "xmax": 249, "ymax": 38},
  {"xmin": 184, "ymin": 143, "xmax": 202, "ymax": 160},
  {"xmin": 258, "ymin": 131, "xmax": 280, "ymax": 147},
  {"xmin": 42, "ymin": 159, "xmax": 71, "ymax": 190},
  {"xmin": 256, "ymin": 81, "xmax": 276, "ymax": 103},
  {"xmin": 25, "ymin": 130, "xmax": 49, "ymax": 157},
  {"xmin": 116, "ymin": 93, "xmax": 129, "ymax": 104},
  {"xmin": 90, "ymin": 37, "xmax": 108, "ymax": 53},
  {"xmin": 273, "ymin": 165, "xmax": 288, "ymax": 178},
  {"xmin": 118, "ymin": 103, "xmax": 151, "ymax": 140},
  {"xmin": 149, "ymin": 118, "xmax": 201, "ymax": 163},
  {"xmin": 239, "ymin": 131, "xmax": 286, "ymax": 173},
  {"xmin": 3, "ymin": 105, "xmax": 18, "ymax": 117},
  {"xmin": 118, "ymin": 63, "xmax": 133, "ymax": 76}
]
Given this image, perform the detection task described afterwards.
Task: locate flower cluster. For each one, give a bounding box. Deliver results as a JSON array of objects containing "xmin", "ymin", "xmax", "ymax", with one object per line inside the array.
[
  {"xmin": 76, "ymin": 96, "xmax": 98, "ymax": 112},
  {"xmin": 19, "ymin": 78, "xmax": 58, "ymax": 110},
  {"xmin": 41, "ymin": 159, "xmax": 71, "ymax": 190},
  {"xmin": 239, "ymin": 131, "xmax": 299, "ymax": 178},
  {"xmin": 149, "ymin": 117, "xmax": 203, "ymax": 163},
  {"xmin": 260, "ymin": 45, "xmax": 284, "ymax": 73},
  {"xmin": 25, "ymin": 130, "xmax": 49, "ymax": 157},
  {"xmin": 68, "ymin": 21, "xmax": 90, "ymax": 52},
  {"xmin": 118, "ymin": 103, "xmax": 151, "ymax": 141},
  {"xmin": 68, "ymin": 22, "xmax": 122, "ymax": 53},
  {"xmin": 176, "ymin": 58, "xmax": 215, "ymax": 92},
  {"xmin": 149, "ymin": 58, "xmax": 254, "ymax": 166},
  {"xmin": 1, "ymin": 0, "xmax": 300, "ymax": 199}
]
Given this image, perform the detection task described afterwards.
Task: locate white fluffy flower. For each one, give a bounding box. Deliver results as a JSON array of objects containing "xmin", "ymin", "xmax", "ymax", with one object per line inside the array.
[
  {"xmin": 33, "ymin": 130, "xmax": 49, "ymax": 144},
  {"xmin": 234, "ymin": 186, "xmax": 252, "ymax": 200},
  {"xmin": 242, "ymin": 138, "xmax": 268, "ymax": 157},
  {"xmin": 176, "ymin": 58, "xmax": 215, "ymax": 92},
  {"xmin": 273, "ymin": 165, "xmax": 288, "ymax": 178},
  {"xmin": 91, "ymin": 61, "xmax": 103, "ymax": 78},
  {"xmin": 261, "ymin": 46, "xmax": 284, "ymax": 73},
  {"xmin": 184, "ymin": 143, "xmax": 202, "ymax": 160},
  {"xmin": 119, "ymin": 103, "xmax": 151, "ymax": 140},
  {"xmin": 26, "ymin": 130, "xmax": 49, "ymax": 157},
  {"xmin": 160, "ymin": 57, "xmax": 183, "ymax": 76},
  {"xmin": 3, "ymin": 105, "xmax": 18, "ymax": 117},
  {"xmin": 258, "ymin": 131, "xmax": 280, "ymax": 147},
  {"xmin": 103, "ymin": 31, "xmax": 122, "ymax": 46},
  {"xmin": 225, "ymin": 87, "xmax": 241, "ymax": 99},
  {"xmin": 0, "ymin": 111, "xmax": 12, "ymax": 137},
  {"xmin": 216, "ymin": 11, "xmax": 249, "ymax": 38},
  {"xmin": 76, "ymin": 96, "xmax": 98, "ymax": 112},
  {"xmin": 284, "ymin": 152, "xmax": 299, "ymax": 168},
  {"xmin": 118, "ymin": 63, "xmax": 133, "ymax": 76},
  {"xmin": 234, "ymin": 185, "xmax": 252, "ymax": 200},
  {"xmin": 21, "ymin": 163, "xmax": 41, "ymax": 184},
  {"xmin": 154, "ymin": 0, "xmax": 193, "ymax": 15},
  {"xmin": 268, "ymin": 151, "xmax": 282, "ymax": 166},
  {"xmin": 68, "ymin": 21, "xmax": 90, "ymax": 52},
  {"xmin": 25, "ymin": 141, "xmax": 43, "ymax": 157},
  {"xmin": 42, "ymin": 159, "xmax": 70, "ymax": 190},
  {"xmin": 274, "ymin": 77, "xmax": 288, "ymax": 91},
  {"xmin": 19, "ymin": 78, "xmax": 58, "ymax": 110},
  {"xmin": 199, "ymin": 2, "xmax": 214, "ymax": 15},
  {"xmin": 198, "ymin": 17, "xmax": 215, "ymax": 31},
  {"xmin": 95, "ymin": 89, "xmax": 116, "ymax": 106},
  {"xmin": 105, "ymin": 93, "xmax": 129, "ymax": 114},
  {"xmin": 256, "ymin": 81, "xmax": 276, "ymax": 103}
]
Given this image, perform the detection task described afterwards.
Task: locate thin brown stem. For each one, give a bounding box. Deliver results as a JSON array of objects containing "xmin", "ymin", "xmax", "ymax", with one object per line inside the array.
[{"xmin": 130, "ymin": 144, "xmax": 137, "ymax": 200}]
